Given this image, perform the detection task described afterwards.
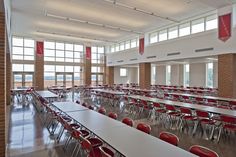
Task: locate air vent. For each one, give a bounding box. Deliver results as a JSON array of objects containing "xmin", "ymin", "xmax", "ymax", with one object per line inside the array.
[
  {"xmin": 146, "ymin": 56, "xmax": 156, "ymax": 59},
  {"xmin": 195, "ymin": 48, "xmax": 214, "ymax": 52},
  {"xmin": 167, "ymin": 52, "xmax": 180, "ymax": 56},
  {"xmin": 130, "ymin": 58, "xmax": 138, "ymax": 61},
  {"xmin": 117, "ymin": 60, "xmax": 124, "ymax": 63}
]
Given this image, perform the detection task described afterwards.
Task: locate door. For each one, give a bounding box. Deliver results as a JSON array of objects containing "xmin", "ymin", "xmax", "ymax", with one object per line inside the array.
[
  {"xmin": 91, "ymin": 73, "xmax": 104, "ymax": 86},
  {"xmin": 56, "ymin": 73, "xmax": 74, "ymax": 87},
  {"xmin": 13, "ymin": 73, "xmax": 34, "ymax": 88}
]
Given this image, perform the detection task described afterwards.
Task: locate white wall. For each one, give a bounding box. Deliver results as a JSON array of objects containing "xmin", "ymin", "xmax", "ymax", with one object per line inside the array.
[
  {"xmin": 151, "ymin": 62, "xmax": 218, "ymax": 87},
  {"xmin": 114, "ymin": 67, "xmax": 139, "ymax": 84},
  {"xmin": 189, "ymin": 63, "xmax": 206, "ymax": 87},
  {"xmin": 107, "ymin": 29, "xmax": 236, "ymax": 66}
]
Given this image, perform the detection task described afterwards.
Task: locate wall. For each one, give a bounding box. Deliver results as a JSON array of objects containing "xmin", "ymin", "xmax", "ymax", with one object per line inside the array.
[
  {"xmin": 107, "ymin": 29, "xmax": 236, "ymax": 66},
  {"xmin": 152, "ymin": 62, "xmax": 218, "ymax": 87},
  {"xmin": 114, "ymin": 67, "xmax": 138, "ymax": 84},
  {"xmin": 189, "ymin": 63, "xmax": 206, "ymax": 87}
]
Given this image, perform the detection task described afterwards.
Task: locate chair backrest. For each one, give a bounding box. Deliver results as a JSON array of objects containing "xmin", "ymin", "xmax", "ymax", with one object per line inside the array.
[
  {"xmin": 99, "ymin": 147, "xmax": 114, "ymax": 157},
  {"xmin": 189, "ymin": 145, "xmax": 219, "ymax": 157},
  {"xmin": 221, "ymin": 115, "xmax": 236, "ymax": 124},
  {"xmin": 108, "ymin": 112, "xmax": 118, "ymax": 120},
  {"xmin": 180, "ymin": 107, "xmax": 192, "ymax": 115},
  {"xmin": 80, "ymin": 136, "xmax": 93, "ymax": 155},
  {"xmin": 88, "ymin": 105, "xmax": 94, "ymax": 110},
  {"xmin": 122, "ymin": 117, "xmax": 134, "ymax": 127},
  {"xmin": 153, "ymin": 102, "xmax": 161, "ymax": 108},
  {"xmin": 136, "ymin": 123, "xmax": 151, "ymax": 134},
  {"xmin": 159, "ymin": 131, "xmax": 179, "ymax": 146},
  {"xmin": 82, "ymin": 102, "xmax": 87, "ymax": 107},
  {"xmin": 196, "ymin": 110, "xmax": 209, "ymax": 118},
  {"xmin": 75, "ymin": 100, "xmax": 80, "ymax": 104},
  {"xmin": 98, "ymin": 107, "xmax": 106, "ymax": 115},
  {"xmin": 165, "ymin": 104, "xmax": 176, "ymax": 111}
]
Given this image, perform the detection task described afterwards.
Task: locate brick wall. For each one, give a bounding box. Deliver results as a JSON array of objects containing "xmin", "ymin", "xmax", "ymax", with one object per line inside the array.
[
  {"xmin": 84, "ymin": 58, "xmax": 91, "ymax": 85},
  {"xmin": 34, "ymin": 53, "xmax": 44, "ymax": 90},
  {"xmin": 218, "ymin": 54, "xmax": 236, "ymax": 98},
  {"xmin": 139, "ymin": 63, "xmax": 151, "ymax": 89},
  {"xmin": 6, "ymin": 53, "xmax": 11, "ymax": 105},
  {"xmin": 105, "ymin": 66, "xmax": 114, "ymax": 85},
  {"xmin": 0, "ymin": 12, "xmax": 6, "ymax": 157}
]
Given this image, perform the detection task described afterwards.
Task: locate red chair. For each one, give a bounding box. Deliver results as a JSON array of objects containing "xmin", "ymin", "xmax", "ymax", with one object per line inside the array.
[
  {"xmin": 88, "ymin": 105, "xmax": 95, "ymax": 110},
  {"xmin": 189, "ymin": 145, "xmax": 219, "ymax": 157},
  {"xmin": 165, "ymin": 104, "xmax": 181, "ymax": 129},
  {"xmin": 108, "ymin": 112, "xmax": 118, "ymax": 120},
  {"xmin": 136, "ymin": 123, "xmax": 151, "ymax": 134},
  {"xmin": 217, "ymin": 115, "xmax": 236, "ymax": 142},
  {"xmin": 98, "ymin": 107, "xmax": 106, "ymax": 115},
  {"xmin": 122, "ymin": 117, "xmax": 134, "ymax": 127},
  {"xmin": 179, "ymin": 107, "xmax": 196, "ymax": 130},
  {"xmin": 75, "ymin": 100, "xmax": 80, "ymax": 104},
  {"xmin": 82, "ymin": 102, "xmax": 87, "ymax": 107},
  {"xmin": 229, "ymin": 101, "xmax": 236, "ymax": 110},
  {"xmin": 193, "ymin": 110, "xmax": 216, "ymax": 139},
  {"xmin": 159, "ymin": 131, "xmax": 179, "ymax": 146},
  {"xmin": 153, "ymin": 102, "xmax": 166, "ymax": 121}
]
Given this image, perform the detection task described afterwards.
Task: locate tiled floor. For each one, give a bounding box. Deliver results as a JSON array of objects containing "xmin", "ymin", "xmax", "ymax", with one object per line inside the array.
[{"xmin": 7, "ymin": 93, "xmax": 236, "ymax": 157}]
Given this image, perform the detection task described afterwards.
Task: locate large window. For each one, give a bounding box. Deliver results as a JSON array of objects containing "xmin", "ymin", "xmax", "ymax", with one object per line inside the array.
[
  {"xmin": 91, "ymin": 46, "xmax": 105, "ymax": 85},
  {"xmin": 183, "ymin": 64, "xmax": 190, "ymax": 87},
  {"xmin": 148, "ymin": 14, "xmax": 217, "ymax": 44},
  {"xmin": 206, "ymin": 63, "xmax": 213, "ymax": 88},
  {"xmin": 166, "ymin": 65, "xmax": 171, "ymax": 85},
  {"xmin": 191, "ymin": 18, "xmax": 205, "ymax": 34},
  {"xmin": 151, "ymin": 66, "xmax": 156, "ymax": 85},
  {"xmin": 109, "ymin": 38, "xmax": 138, "ymax": 53},
  {"xmin": 44, "ymin": 41, "xmax": 84, "ymax": 87},
  {"xmin": 12, "ymin": 37, "xmax": 35, "ymax": 61},
  {"xmin": 120, "ymin": 68, "xmax": 127, "ymax": 77}
]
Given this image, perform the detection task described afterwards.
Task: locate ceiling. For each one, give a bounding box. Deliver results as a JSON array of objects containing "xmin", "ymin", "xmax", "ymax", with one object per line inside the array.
[{"xmin": 11, "ymin": 0, "xmax": 236, "ymax": 45}]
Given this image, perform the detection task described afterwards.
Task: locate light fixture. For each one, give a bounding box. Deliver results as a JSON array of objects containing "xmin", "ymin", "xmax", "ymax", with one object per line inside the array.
[
  {"xmin": 102, "ymin": 0, "xmax": 180, "ymax": 23},
  {"xmin": 45, "ymin": 12, "xmax": 143, "ymax": 34},
  {"xmin": 36, "ymin": 30, "xmax": 118, "ymax": 43}
]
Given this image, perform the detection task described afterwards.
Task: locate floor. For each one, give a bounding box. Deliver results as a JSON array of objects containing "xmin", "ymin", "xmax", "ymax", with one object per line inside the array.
[{"xmin": 7, "ymin": 92, "xmax": 236, "ymax": 157}]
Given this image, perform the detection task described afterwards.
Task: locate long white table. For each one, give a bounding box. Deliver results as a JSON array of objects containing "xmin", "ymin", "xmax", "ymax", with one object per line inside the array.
[
  {"xmin": 95, "ymin": 126, "xmax": 197, "ymax": 157},
  {"xmin": 92, "ymin": 89, "xmax": 125, "ymax": 95},
  {"xmin": 66, "ymin": 110, "xmax": 196, "ymax": 157},
  {"xmin": 37, "ymin": 90, "xmax": 58, "ymax": 98},
  {"xmin": 128, "ymin": 95, "xmax": 236, "ymax": 117},
  {"xmin": 52, "ymin": 102, "xmax": 88, "ymax": 112},
  {"xmin": 169, "ymin": 92, "xmax": 236, "ymax": 102},
  {"xmin": 67, "ymin": 110, "xmax": 126, "ymax": 131}
]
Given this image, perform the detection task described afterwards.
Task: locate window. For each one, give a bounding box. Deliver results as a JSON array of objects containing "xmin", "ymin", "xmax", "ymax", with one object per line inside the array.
[
  {"xmin": 191, "ymin": 18, "xmax": 205, "ymax": 34},
  {"xmin": 206, "ymin": 15, "xmax": 217, "ymax": 30},
  {"xmin": 12, "ymin": 64, "xmax": 34, "ymax": 72},
  {"xmin": 151, "ymin": 66, "xmax": 156, "ymax": 85},
  {"xmin": 115, "ymin": 44, "xmax": 119, "ymax": 52},
  {"xmin": 206, "ymin": 63, "xmax": 213, "ymax": 87},
  {"xmin": 159, "ymin": 29, "xmax": 167, "ymax": 41},
  {"xmin": 120, "ymin": 68, "xmax": 127, "ymax": 77},
  {"xmin": 120, "ymin": 42, "xmax": 125, "ymax": 51},
  {"xmin": 168, "ymin": 26, "xmax": 178, "ymax": 39},
  {"xmin": 92, "ymin": 46, "xmax": 104, "ymax": 64},
  {"xmin": 166, "ymin": 65, "xmax": 171, "ymax": 85},
  {"xmin": 110, "ymin": 45, "xmax": 115, "ymax": 53},
  {"xmin": 183, "ymin": 64, "xmax": 190, "ymax": 87},
  {"xmin": 131, "ymin": 39, "xmax": 137, "ymax": 48},
  {"xmin": 179, "ymin": 22, "xmax": 190, "ymax": 37},
  {"xmin": 150, "ymin": 32, "xmax": 158, "ymax": 43},
  {"xmin": 125, "ymin": 40, "xmax": 130, "ymax": 49},
  {"xmin": 12, "ymin": 37, "xmax": 35, "ymax": 61}
]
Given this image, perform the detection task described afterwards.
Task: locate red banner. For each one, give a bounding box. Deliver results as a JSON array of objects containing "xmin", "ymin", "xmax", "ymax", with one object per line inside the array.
[
  {"xmin": 218, "ymin": 13, "xmax": 231, "ymax": 42},
  {"xmin": 86, "ymin": 47, "xmax": 91, "ymax": 60},
  {"xmin": 139, "ymin": 38, "xmax": 144, "ymax": 55},
  {"xmin": 36, "ymin": 41, "xmax": 44, "ymax": 57}
]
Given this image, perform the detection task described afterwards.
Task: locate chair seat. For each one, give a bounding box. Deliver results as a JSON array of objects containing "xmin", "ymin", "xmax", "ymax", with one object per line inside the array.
[
  {"xmin": 70, "ymin": 123, "xmax": 80, "ymax": 129},
  {"xmin": 80, "ymin": 130, "xmax": 90, "ymax": 137},
  {"xmin": 190, "ymin": 145, "xmax": 219, "ymax": 157},
  {"xmin": 88, "ymin": 138, "xmax": 103, "ymax": 148}
]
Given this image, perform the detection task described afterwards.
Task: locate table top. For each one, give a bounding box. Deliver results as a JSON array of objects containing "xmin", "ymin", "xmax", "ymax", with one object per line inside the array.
[
  {"xmin": 67, "ymin": 110, "xmax": 126, "ymax": 131},
  {"xmin": 52, "ymin": 102, "xmax": 88, "ymax": 112},
  {"xmin": 92, "ymin": 89, "xmax": 125, "ymax": 95},
  {"xmin": 158, "ymin": 87, "xmax": 210, "ymax": 92},
  {"xmin": 122, "ymin": 87, "xmax": 156, "ymax": 92},
  {"xmin": 128, "ymin": 95, "xmax": 236, "ymax": 117},
  {"xmin": 95, "ymin": 126, "xmax": 197, "ymax": 157},
  {"xmin": 37, "ymin": 90, "xmax": 58, "ymax": 98},
  {"xmin": 169, "ymin": 92, "xmax": 236, "ymax": 102}
]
